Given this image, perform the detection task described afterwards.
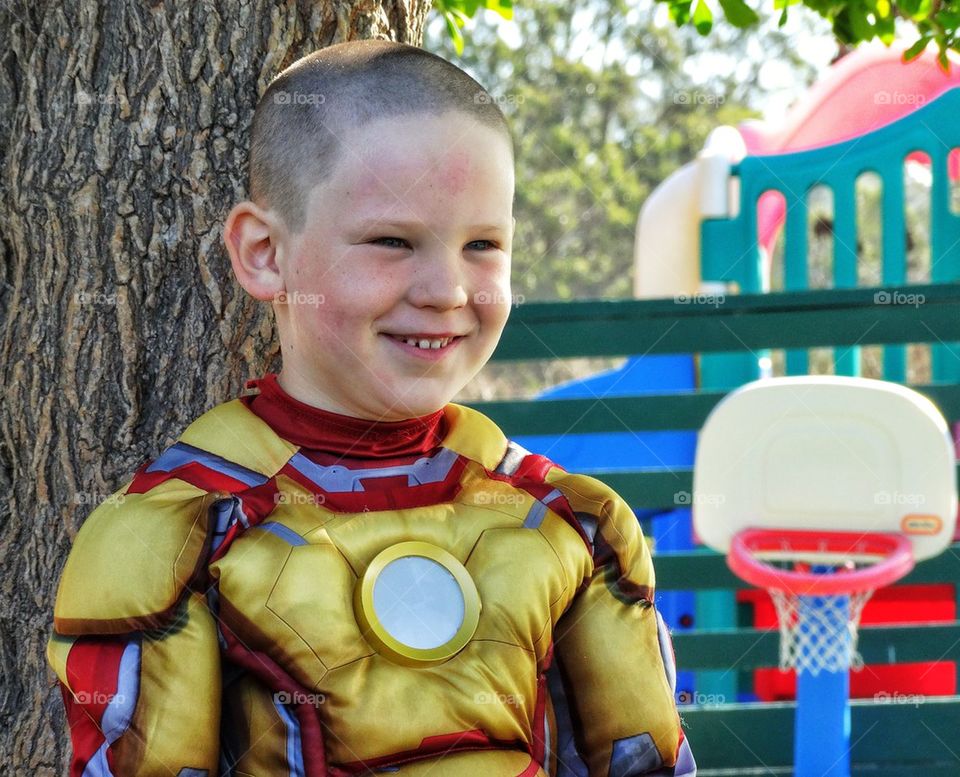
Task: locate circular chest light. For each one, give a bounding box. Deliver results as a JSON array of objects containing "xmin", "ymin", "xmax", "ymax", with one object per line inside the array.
[{"xmin": 354, "ymin": 541, "xmax": 481, "ymax": 666}]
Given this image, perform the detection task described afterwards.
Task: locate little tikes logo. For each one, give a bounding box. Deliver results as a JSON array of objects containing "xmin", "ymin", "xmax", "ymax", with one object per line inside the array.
[{"xmin": 900, "ymin": 514, "xmax": 943, "ymax": 536}]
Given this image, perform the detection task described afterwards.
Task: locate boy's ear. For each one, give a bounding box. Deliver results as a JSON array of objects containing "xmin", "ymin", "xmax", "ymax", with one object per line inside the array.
[{"xmin": 223, "ymin": 201, "xmax": 287, "ymax": 302}]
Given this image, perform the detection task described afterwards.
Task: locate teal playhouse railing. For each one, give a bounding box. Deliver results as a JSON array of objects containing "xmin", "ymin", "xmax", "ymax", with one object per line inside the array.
[{"xmin": 466, "ymin": 87, "xmax": 960, "ymax": 773}]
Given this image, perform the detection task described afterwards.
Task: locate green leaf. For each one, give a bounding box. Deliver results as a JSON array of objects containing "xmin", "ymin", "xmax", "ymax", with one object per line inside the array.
[
  {"xmin": 718, "ymin": 0, "xmax": 759, "ymax": 27},
  {"xmin": 443, "ymin": 11, "xmax": 465, "ymax": 55},
  {"xmin": 484, "ymin": 0, "xmax": 514, "ymax": 19},
  {"xmin": 938, "ymin": 46, "xmax": 951, "ymax": 72},
  {"xmin": 876, "ymin": 13, "xmax": 895, "ymax": 43},
  {"xmin": 850, "ymin": 5, "xmax": 876, "ymax": 41},
  {"xmin": 903, "ymin": 34, "xmax": 932, "ymax": 60},
  {"xmin": 832, "ymin": 9, "xmax": 856, "ymax": 43},
  {"xmin": 692, "ymin": 0, "xmax": 714, "ymax": 34},
  {"xmin": 936, "ymin": 10, "xmax": 960, "ymax": 27},
  {"xmin": 668, "ymin": 0, "xmax": 694, "ymax": 26}
]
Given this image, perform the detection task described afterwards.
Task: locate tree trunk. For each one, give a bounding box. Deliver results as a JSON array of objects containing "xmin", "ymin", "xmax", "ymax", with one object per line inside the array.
[{"xmin": 0, "ymin": 1, "xmax": 432, "ymax": 771}]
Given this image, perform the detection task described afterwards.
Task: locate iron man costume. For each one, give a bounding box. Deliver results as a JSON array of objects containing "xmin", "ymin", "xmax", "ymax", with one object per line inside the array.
[{"xmin": 47, "ymin": 373, "xmax": 695, "ymax": 777}]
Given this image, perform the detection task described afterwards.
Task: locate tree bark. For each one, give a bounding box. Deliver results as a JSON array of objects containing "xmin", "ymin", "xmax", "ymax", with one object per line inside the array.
[{"xmin": 0, "ymin": 1, "xmax": 431, "ymax": 771}]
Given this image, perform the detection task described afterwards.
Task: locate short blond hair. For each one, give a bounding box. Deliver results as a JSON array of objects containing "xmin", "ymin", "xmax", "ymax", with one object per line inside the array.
[{"xmin": 249, "ymin": 39, "xmax": 514, "ymax": 233}]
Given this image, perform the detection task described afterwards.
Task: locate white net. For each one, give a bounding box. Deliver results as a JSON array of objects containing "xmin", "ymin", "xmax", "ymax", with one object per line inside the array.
[{"xmin": 769, "ymin": 588, "xmax": 873, "ymax": 675}]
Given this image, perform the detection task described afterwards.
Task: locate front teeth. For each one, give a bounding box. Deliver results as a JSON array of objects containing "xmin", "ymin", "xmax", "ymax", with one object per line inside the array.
[{"xmin": 401, "ymin": 336, "xmax": 452, "ymax": 350}]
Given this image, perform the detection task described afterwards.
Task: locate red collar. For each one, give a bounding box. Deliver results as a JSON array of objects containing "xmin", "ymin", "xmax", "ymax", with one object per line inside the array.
[{"xmin": 239, "ymin": 373, "xmax": 448, "ymax": 458}]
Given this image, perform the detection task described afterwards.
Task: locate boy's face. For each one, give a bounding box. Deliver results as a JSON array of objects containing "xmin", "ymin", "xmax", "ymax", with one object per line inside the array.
[{"xmin": 245, "ymin": 111, "xmax": 515, "ymax": 421}]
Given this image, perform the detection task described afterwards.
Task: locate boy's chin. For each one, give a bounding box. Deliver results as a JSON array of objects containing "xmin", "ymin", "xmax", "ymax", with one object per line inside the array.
[
  {"xmin": 382, "ymin": 384, "xmax": 462, "ymax": 419},
  {"xmin": 385, "ymin": 395, "xmax": 453, "ymax": 419}
]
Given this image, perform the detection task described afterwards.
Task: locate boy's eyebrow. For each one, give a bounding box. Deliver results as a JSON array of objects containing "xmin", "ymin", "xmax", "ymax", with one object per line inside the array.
[{"xmin": 354, "ymin": 218, "xmax": 508, "ymax": 232}]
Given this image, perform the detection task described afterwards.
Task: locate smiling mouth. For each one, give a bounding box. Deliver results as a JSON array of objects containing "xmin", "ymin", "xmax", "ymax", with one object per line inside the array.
[{"xmin": 384, "ymin": 334, "xmax": 466, "ymax": 351}]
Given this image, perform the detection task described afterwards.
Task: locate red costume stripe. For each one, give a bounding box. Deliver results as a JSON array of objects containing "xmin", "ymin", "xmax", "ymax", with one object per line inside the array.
[
  {"xmin": 60, "ymin": 682, "xmax": 108, "ymax": 777},
  {"xmin": 516, "ymin": 757, "xmax": 544, "ymax": 776},
  {"xmin": 127, "ymin": 460, "xmax": 254, "ymax": 495},
  {"xmin": 487, "ymin": 458, "xmax": 594, "ymax": 553},
  {"xmin": 279, "ymin": 455, "xmax": 467, "ymax": 514},
  {"xmin": 218, "ymin": 605, "xmax": 329, "ymax": 776},
  {"xmin": 208, "ymin": 479, "xmax": 282, "ymax": 564},
  {"xmin": 62, "ymin": 637, "xmax": 129, "ymax": 776}
]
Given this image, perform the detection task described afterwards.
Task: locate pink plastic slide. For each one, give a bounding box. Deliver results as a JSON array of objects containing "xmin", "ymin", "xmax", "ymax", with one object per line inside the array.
[{"xmin": 741, "ymin": 43, "xmax": 960, "ymax": 253}]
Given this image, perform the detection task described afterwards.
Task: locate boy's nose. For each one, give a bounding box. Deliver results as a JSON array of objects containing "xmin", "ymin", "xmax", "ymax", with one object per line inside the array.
[{"xmin": 407, "ymin": 249, "xmax": 469, "ymax": 310}]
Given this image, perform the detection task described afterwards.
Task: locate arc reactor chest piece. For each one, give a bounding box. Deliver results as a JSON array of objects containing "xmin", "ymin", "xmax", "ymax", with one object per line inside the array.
[{"xmin": 353, "ymin": 542, "xmax": 482, "ymax": 667}]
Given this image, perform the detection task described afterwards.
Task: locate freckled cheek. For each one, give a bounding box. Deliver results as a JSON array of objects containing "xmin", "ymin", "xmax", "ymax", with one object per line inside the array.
[{"xmin": 312, "ymin": 287, "xmax": 390, "ymax": 345}]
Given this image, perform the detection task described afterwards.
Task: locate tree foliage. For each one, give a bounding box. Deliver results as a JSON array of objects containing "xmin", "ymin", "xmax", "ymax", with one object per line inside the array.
[
  {"xmin": 437, "ymin": 0, "xmax": 960, "ymax": 67},
  {"xmin": 426, "ymin": 0, "xmax": 816, "ymax": 303},
  {"xmin": 426, "ymin": 0, "xmax": 819, "ymax": 399}
]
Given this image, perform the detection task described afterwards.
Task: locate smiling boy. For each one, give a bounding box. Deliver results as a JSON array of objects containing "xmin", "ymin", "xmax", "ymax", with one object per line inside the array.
[
  {"xmin": 229, "ymin": 105, "xmax": 514, "ymax": 420},
  {"xmin": 46, "ymin": 40, "xmax": 695, "ymax": 777}
]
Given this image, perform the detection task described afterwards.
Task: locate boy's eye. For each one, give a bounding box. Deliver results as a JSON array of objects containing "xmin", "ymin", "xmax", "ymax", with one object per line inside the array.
[
  {"xmin": 371, "ymin": 237, "xmax": 410, "ymax": 249},
  {"xmin": 368, "ymin": 237, "xmax": 500, "ymax": 251}
]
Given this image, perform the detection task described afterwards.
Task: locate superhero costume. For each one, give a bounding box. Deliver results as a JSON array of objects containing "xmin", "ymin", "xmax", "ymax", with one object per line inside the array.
[{"xmin": 46, "ymin": 373, "xmax": 695, "ymax": 777}]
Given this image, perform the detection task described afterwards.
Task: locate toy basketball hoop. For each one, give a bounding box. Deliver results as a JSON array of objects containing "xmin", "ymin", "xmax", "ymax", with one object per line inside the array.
[
  {"xmin": 729, "ymin": 528, "xmax": 915, "ymax": 675},
  {"xmin": 692, "ymin": 376, "xmax": 957, "ymax": 777}
]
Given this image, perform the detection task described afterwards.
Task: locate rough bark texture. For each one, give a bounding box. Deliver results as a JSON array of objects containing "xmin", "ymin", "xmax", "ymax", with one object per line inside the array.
[{"xmin": 0, "ymin": 1, "xmax": 431, "ymax": 771}]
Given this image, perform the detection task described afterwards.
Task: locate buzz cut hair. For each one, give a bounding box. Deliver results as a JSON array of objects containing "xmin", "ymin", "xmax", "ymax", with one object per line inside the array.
[{"xmin": 249, "ymin": 39, "xmax": 514, "ymax": 234}]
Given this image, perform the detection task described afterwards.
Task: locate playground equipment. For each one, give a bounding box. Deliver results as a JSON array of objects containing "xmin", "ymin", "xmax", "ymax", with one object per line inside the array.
[
  {"xmin": 472, "ymin": 40, "xmax": 960, "ymax": 774},
  {"xmin": 472, "ymin": 280, "xmax": 960, "ymax": 772},
  {"xmin": 513, "ymin": 44, "xmax": 960, "ymax": 722},
  {"xmin": 634, "ymin": 41, "xmax": 960, "ymax": 304},
  {"xmin": 693, "ymin": 375, "xmax": 957, "ymax": 777}
]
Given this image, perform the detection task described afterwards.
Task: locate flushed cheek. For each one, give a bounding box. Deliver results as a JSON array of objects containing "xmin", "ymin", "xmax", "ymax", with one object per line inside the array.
[
  {"xmin": 475, "ymin": 282, "xmax": 513, "ymax": 327},
  {"xmin": 298, "ymin": 302, "xmax": 359, "ymax": 354}
]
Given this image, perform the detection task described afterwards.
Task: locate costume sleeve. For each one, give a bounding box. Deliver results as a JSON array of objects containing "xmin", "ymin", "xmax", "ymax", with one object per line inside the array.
[
  {"xmin": 551, "ymin": 479, "xmax": 695, "ymax": 777},
  {"xmin": 46, "ymin": 590, "xmax": 222, "ymax": 776}
]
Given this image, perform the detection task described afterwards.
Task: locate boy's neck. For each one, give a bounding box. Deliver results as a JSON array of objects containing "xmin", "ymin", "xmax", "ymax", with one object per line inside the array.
[{"xmin": 240, "ymin": 372, "xmax": 448, "ymax": 458}]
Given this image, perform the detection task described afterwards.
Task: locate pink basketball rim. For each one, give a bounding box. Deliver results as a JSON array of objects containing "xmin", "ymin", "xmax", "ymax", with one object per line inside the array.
[{"xmin": 729, "ymin": 528, "xmax": 915, "ymax": 596}]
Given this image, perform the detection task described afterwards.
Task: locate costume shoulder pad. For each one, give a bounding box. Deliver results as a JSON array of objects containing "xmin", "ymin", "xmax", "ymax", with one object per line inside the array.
[
  {"xmin": 443, "ymin": 403, "xmax": 511, "ymax": 469},
  {"xmin": 176, "ymin": 398, "xmax": 298, "ymax": 477},
  {"xmin": 54, "ymin": 398, "xmax": 296, "ymax": 636},
  {"xmin": 544, "ymin": 467, "xmax": 655, "ymax": 599},
  {"xmin": 53, "ymin": 478, "xmax": 225, "ymax": 635}
]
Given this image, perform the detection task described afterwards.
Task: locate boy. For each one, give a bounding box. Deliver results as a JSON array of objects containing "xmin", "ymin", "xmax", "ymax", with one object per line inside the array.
[{"xmin": 46, "ymin": 40, "xmax": 695, "ymax": 777}]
